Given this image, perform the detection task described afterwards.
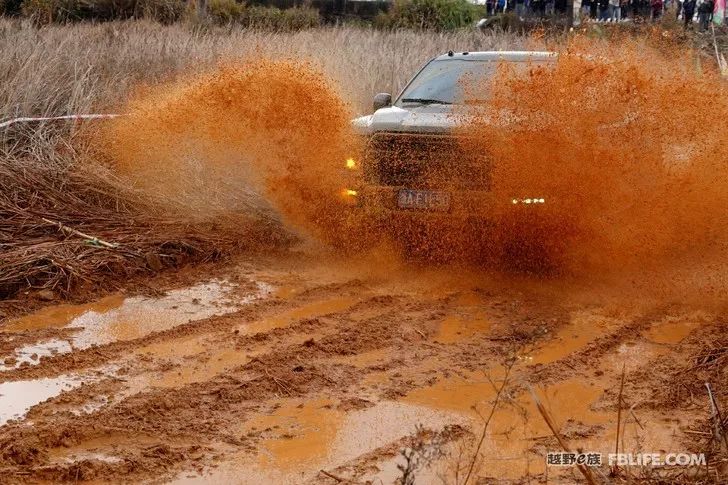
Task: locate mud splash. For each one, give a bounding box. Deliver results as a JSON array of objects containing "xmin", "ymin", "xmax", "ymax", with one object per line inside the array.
[
  {"xmin": 93, "ymin": 45, "xmax": 728, "ymax": 308},
  {"xmin": 459, "ymin": 38, "xmax": 728, "ymax": 293},
  {"xmin": 95, "ymin": 59, "xmax": 366, "ymax": 248}
]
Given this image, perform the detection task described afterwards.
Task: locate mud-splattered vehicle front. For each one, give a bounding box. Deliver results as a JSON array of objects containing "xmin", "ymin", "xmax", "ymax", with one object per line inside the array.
[
  {"xmin": 340, "ymin": 51, "xmax": 557, "ymax": 263},
  {"xmin": 345, "ymin": 51, "xmax": 554, "ymax": 221}
]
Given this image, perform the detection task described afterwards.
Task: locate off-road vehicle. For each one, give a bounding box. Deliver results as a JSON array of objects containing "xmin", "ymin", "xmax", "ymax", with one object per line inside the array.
[{"xmin": 346, "ymin": 51, "xmax": 554, "ymax": 219}]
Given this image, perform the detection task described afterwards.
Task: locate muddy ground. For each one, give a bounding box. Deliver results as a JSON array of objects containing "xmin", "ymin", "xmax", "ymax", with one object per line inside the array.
[{"xmin": 0, "ymin": 246, "xmax": 726, "ymax": 484}]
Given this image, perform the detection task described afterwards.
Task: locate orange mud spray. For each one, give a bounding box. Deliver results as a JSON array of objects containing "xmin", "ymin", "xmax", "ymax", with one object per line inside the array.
[
  {"xmin": 96, "ymin": 48, "xmax": 727, "ymax": 303},
  {"xmin": 454, "ymin": 38, "xmax": 728, "ymax": 301},
  {"xmin": 96, "ymin": 59, "xmax": 365, "ymax": 247}
]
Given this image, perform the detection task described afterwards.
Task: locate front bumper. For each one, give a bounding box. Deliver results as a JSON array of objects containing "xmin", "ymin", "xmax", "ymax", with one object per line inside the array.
[{"xmin": 350, "ymin": 185, "xmax": 497, "ymax": 219}]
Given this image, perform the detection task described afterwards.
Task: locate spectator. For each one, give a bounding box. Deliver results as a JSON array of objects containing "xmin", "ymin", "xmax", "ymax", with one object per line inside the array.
[
  {"xmin": 683, "ymin": 0, "xmax": 696, "ymax": 25},
  {"xmin": 651, "ymin": 0, "xmax": 663, "ymax": 18},
  {"xmin": 486, "ymin": 0, "xmax": 496, "ymax": 16},
  {"xmin": 610, "ymin": 0, "xmax": 622, "ymax": 19},
  {"xmin": 676, "ymin": 0, "xmax": 683, "ymax": 18},
  {"xmin": 533, "ymin": 0, "xmax": 547, "ymax": 15},
  {"xmin": 698, "ymin": 0, "xmax": 714, "ymax": 28},
  {"xmin": 620, "ymin": 0, "xmax": 630, "ymax": 18},
  {"xmin": 599, "ymin": 0, "xmax": 610, "ymax": 18},
  {"xmin": 642, "ymin": 0, "xmax": 652, "ymax": 16},
  {"xmin": 546, "ymin": 0, "xmax": 555, "ymax": 15},
  {"xmin": 582, "ymin": 0, "xmax": 593, "ymax": 18},
  {"xmin": 515, "ymin": 0, "xmax": 527, "ymax": 18}
]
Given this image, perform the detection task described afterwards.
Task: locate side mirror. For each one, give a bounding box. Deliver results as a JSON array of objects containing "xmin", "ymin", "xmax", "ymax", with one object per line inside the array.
[{"xmin": 373, "ymin": 93, "xmax": 392, "ymax": 112}]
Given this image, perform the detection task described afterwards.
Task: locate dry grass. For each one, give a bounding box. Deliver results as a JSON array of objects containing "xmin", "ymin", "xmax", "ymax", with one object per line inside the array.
[
  {"xmin": 0, "ymin": 20, "xmax": 528, "ymax": 299},
  {"xmin": 0, "ymin": 19, "xmax": 527, "ymax": 120}
]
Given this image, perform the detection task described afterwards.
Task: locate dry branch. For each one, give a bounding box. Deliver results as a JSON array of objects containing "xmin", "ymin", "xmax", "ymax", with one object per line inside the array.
[
  {"xmin": 463, "ymin": 359, "xmax": 514, "ymax": 485},
  {"xmin": 529, "ymin": 386, "xmax": 600, "ymax": 485},
  {"xmin": 41, "ymin": 218, "xmax": 119, "ymax": 249},
  {"xmin": 614, "ymin": 364, "xmax": 626, "ymax": 474},
  {"xmin": 706, "ymin": 382, "xmax": 728, "ymax": 452},
  {"xmin": 318, "ymin": 469, "xmax": 352, "ymax": 483}
]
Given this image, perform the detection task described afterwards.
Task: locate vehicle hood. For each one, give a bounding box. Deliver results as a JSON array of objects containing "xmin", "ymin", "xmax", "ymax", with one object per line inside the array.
[{"xmin": 351, "ymin": 105, "xmax": 469, "ymax": 136}]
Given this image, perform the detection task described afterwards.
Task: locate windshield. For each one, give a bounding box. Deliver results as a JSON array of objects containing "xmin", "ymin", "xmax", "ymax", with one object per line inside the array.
[{"xmin": 395, "ymin": 58, "xmax": 549, "ymax": 107}]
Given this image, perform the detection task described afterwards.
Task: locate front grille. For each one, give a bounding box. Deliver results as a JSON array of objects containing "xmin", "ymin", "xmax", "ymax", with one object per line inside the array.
[{"xmin": 364, "ymin": 132, "xmax": 490, "ymax": 190}]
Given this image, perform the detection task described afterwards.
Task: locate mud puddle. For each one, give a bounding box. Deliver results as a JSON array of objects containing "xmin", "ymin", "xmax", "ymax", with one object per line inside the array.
[
  {"xmin": 234, "ymin": 295, "xmax": 358, "ymax": 335},
  {"xmin": 184, "ymin": 366, "xmax": 673, "ymax": 483},
  {"xmin": 434, "ymin": 314, "xmax": 491, "ymax": 344},
  {"xmin": 81, "ymin": 291, "xmax": 361, "ymax": 405},
  {"xmin": 600, "ymin": 311, "xmax": 715, "ymax": 372},
  {"xmin": 175, "ymin": 397, "xmax": 464, "ymax": 484},
  {"xmin": 0, "ymin": 376, "xmax": 84, "ymax": 425},
  {"xmin": 0, "ymin": 254, "xmax": 716, "ymax": 484},
  {"xmin": 128, "ymin": 346, "xmax": 265, "ymax": 393},
  {"xmin": 0, "ymin": 367, "xmax": 116, "ymax": 425},
  {"xmin": 402, "ymin": 376, "xmax": 601, "ymax": 479},
  {"xmin": 48, "ymin": 432, "xmax": 159, "ymax": 465},
  {"xmin": 115, "ymin": 294, "xmax": 362, "ymax": 398},
  {"xmin": 1, "ymin": 280, "xmax": 272, "ymax": 369},
  {"xmin": 402, "ymin": 372, "xmax": 499, "ymax": 415},
  {"xmin": 646, "ymin": 312, "xmax": 712, "ymax": 345},
  {"xmin": 600, "ymin": 340, "xmax": 665, "ymax": 372},
  {"xmin": 1, "ymin": 339, "xmax": 73, "ymax": 370},
  {"xmin": 401, "ymin": 370, "xmax": 690, "ymax": 480},
  {"xmin": 521, "ymin": 310, "xmax": 625, "ymax": 365}
]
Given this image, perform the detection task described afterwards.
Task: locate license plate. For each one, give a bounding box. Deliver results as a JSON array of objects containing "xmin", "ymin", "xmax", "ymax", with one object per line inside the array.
[{"xmin": 397, "ymin": 189, "xmax": 451, "ymax": 211}]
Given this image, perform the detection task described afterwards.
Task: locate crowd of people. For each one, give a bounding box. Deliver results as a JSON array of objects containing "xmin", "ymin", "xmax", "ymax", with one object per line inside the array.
[
  {"xmin": 483, "ymin": 0, "xmax": 568, "ymax": 17},
  {"xmin": 482, "ymin": 0, "xmax": 721, "ymax": 29},
  {"xmin": 579, "ymin": 0, "xmax": 665, "ymax": 21}
]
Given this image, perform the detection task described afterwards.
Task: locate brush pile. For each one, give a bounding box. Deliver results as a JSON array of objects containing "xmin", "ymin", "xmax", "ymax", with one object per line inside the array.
[{"xmin": 0, "ymin": 129, "xmax": 284, "ymax": 300}]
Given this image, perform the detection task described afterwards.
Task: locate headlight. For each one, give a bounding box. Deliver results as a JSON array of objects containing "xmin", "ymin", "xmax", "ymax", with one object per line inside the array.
[
  {"xmin": 341, "ymin": 188, "xmax": 358, "ymax": 205},
  {"xmin": 512, "ymin": 197, "xmax": 546, "ymax": 204}
]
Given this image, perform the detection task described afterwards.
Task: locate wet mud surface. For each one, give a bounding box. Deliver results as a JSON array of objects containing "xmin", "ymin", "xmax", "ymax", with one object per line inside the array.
[{"xmin": 0, "ymin": 250, "xmax": 724, "ymax": 484}]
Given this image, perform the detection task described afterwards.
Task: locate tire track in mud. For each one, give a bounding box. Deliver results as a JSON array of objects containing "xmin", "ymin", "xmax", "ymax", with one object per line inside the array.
[
  {"xmin": 0, "ymin": 268, "xmax": 462, "ymax": 480},
  {"xmin": 0, "ymin": 256, "xmax": 722, "ymax": 483},
  {"xmin": 522, "ymin": 309, "xmax": 670, "ymax": 384},
  {"xmin": 0, "ymin": 265, "xmax": 448, "ymax": 482},
  {"xmin": 0, "ymin": 278, "xmax": 368, "ymax": 382},
  {"xmin": 0, "ymin": 294, "xmax": 584, "ymax": 482}
]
